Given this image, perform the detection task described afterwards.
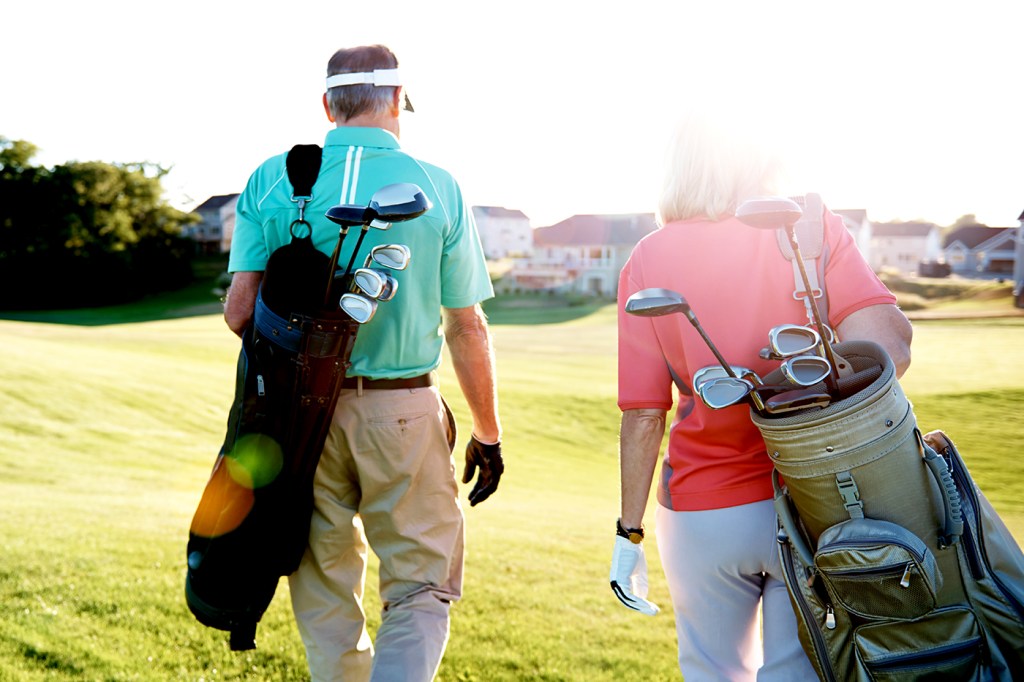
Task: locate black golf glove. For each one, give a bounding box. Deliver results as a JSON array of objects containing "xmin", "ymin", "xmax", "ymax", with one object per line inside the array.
[{"xmin": 462, "ymin": 435, "xmax": 504, "ymax": 506}]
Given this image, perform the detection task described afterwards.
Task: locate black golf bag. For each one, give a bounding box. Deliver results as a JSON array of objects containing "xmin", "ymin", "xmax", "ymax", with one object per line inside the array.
[{"xmin": 185, "ymin": 145, "xmax": 358, "ymax": 650}]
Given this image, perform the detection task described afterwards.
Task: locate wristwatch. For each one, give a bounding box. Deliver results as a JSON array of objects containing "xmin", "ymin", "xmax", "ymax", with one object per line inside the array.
[{"xmin": 616, "ymin": 518, "xmax": 645, "ymax": 544}]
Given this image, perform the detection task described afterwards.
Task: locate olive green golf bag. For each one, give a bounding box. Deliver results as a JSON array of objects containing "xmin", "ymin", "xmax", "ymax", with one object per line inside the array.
[{"xmin": 754, "ymin": 340, "xmax": 1024, "ymax": 681}]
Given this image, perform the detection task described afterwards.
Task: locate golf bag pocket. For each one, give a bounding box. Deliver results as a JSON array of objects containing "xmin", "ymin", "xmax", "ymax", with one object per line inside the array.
[
  {"xmin": 815, "ymin": 518, "xmax": 941, "ymax": 621},
  {"xmin": 855, "ymin": 606, "xmax": 985, "ymax": 681}
]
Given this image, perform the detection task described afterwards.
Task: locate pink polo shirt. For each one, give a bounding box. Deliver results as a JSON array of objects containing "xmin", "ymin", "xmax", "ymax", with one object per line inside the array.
[{"xmin": 617, "ymin": 209, "xmax": 897, "ymax": 511}]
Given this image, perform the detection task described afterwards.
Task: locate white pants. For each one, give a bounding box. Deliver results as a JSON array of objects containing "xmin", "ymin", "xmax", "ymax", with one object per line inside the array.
[{"xmin": 655, "ymin": 500, "xmax": 818, "ymax": 682}]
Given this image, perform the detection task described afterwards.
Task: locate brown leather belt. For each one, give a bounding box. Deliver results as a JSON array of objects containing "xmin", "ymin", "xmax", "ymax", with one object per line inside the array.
[{"xmin": 340, "ymin": 373, "xmax": 435, "ymax": 390}]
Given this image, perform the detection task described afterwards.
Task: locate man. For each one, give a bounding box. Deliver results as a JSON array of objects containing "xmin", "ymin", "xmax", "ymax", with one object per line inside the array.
[{"xmin": 223, "ymin": 44, "xmax": 504, "ymax": 682}]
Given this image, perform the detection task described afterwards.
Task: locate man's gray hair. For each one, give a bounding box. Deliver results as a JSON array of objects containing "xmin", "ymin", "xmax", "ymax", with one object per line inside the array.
[{"xmin": 325, "ymin": 45, "xmax": 400, "ymax": 121}]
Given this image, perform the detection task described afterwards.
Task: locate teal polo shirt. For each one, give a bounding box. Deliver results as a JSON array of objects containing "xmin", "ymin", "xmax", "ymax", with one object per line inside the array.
[{"xmin": 229, "ymin": 126, "xmax": 494, "ymax": 379}]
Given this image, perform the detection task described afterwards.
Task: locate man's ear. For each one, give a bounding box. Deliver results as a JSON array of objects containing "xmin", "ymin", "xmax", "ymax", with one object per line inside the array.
[
  {"xmin": 322, "ymin": 93, "xmax": 336, "ymax": 123},
  {"xmin": 391, "ymin": 87, "xmax": 403, "ymax": 116}
]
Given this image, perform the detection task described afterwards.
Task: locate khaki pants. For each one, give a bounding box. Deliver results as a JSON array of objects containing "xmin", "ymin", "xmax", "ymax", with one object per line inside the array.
[{"xmin": 289, "ymin": 385, "xmax": 463, "ymax": 682}]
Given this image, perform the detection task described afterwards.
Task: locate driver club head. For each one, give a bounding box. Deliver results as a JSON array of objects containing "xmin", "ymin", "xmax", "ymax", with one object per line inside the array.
[
  {"xmin": 735, "ymin": 197, "xmax": 803, "ymax": 231},
  {"xmin": 325, "ymin": 204, "xmax": 371, "ymax": 227},
  {"xmin": 624, "ymin": 288, "xmax": 695, "ymax": 321},
  {"xmin": 366, "ymin": 183, "xmax": 432, "ymax": 223}
]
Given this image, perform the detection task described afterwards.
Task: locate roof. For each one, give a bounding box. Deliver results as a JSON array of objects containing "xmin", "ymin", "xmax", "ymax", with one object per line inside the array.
[
  {"xmin": 872, "ymin": 222, "xmax": 937, "ymax": 237},
  {"xmin": 943, "ymin": 225, "xmax": 1014, "ymax": 249},
  {"xmin": 533, "ymin": 213, "xmax": 658, "ymax": 246},
  {"xmin": 192, "ymin": 194, "xmax": 240, "ymax": 212},
  {"xmin": 472, "ymin": 206, "xmax": 529, "ymax": 220}
]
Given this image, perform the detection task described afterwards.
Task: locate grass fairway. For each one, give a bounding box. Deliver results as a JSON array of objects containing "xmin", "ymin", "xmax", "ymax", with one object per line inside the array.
[{"xmin": 0, "ymin": 302, "xmax": 1022, "ymax": 680}]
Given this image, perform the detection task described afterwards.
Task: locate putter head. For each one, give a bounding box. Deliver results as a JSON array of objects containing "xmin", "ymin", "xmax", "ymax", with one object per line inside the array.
[
  {"xmin": 325, "ymin": 204, "xmax": 371, "ymax": 228},
  {"xmin": 369, "ymin": 244, "xmax": 411, "ymax": 271},
  {"xmin": 735, "ymin": 197, "xmax": 803, "ymax": 231},
  {"xmin": 624, "ymin": 288, "xmax": 694, "ymax": 320},
  {"xmin": 339, "ymin": 292, "xmax": 378, "ymax": 324},
  {"xmin": 367, "ymin": 183, "xmax": 432, "ymax": 223},
  {"xmin": 352, "ymin": 268, "xmax": 386, "ymax": 299}
]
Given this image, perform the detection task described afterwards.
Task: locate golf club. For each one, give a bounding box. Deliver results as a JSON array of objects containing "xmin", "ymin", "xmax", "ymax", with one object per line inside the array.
[
  {"xmin": 367, "ymin": 244, "xmax": 412, "ymax": 271},
  {"xmin": 764, "ymin": 387, "xmax": 832, "ymax": 414},
  {"xmin": 625, "ymin": 288, "xmax": 767, "ymax": 413},
  {"xmin": 698, "ymin": 376, "xmax": 756, "ymax": 410},
  {"xmin": 342, "ymin": 183, "xmax": 431, "ymax": 278},
  {"xmin": 323, "ymin": 204, "xmax": 371, "ymax": 306},
  {"xmin": 762, "ymin": 324, "xmax": 821, "ymax": 360},
  {"xmin": 339, "ymin": 292, "xmax": 378, "ymax": 324},
  {"xmin": 352, "ymin": 268, "xmax": 387, "ymax": 300},
  {"xmin": 735, "ymin": 198, "xmax": 842, "ymax": 394},
  {"xmin": 693, "ymin": 365, "xmax": 755, "ymax": 392},
  {"xmin": 780, "ymin": 355, "xmax": 833, "ymax": 387}
]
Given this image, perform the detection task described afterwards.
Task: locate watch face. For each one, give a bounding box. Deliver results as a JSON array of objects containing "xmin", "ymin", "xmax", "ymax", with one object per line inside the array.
[{"xmin": 628, "ymin": 532, "xmax": 644, "ymax": 544}]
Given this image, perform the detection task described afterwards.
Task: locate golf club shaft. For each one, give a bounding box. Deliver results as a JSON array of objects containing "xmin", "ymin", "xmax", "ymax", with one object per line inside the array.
[
  {"xmin": 689, "ymin": 319, "xmax": 767, "ymax": 413},
  {"xmin": 785, "ymin": 227, "xmax": 840, "ymax": 393},
  {"xmin": 342, "ymin": 228, "xmax": 370, "ymax": 277},
  {"xmin": 323, "ymin": 227, "xmax": 349, "ymax": 306}
]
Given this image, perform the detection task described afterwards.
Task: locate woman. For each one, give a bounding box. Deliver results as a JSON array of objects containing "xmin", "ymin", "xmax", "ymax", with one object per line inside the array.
[{"xmin": 609, "ymin": 113, "xmax": 913, "ymax": 680}]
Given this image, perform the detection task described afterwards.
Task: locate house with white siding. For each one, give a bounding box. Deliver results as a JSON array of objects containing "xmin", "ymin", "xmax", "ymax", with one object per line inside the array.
[
  {"xmin": 472, "ymin": 206, "xmax": 532, "ymax": 259},
  {"xmin": 868, "ymin": 222, "xmax": 942, "ymax": 274},
  {"xmin": 498, "ymin": 213, "xmax": 657, "ymax": 296}
]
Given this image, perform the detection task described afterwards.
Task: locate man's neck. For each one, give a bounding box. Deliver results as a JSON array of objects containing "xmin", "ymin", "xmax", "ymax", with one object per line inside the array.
[{"xmin": 336, "ymin": 113, "xmax": 399, "ymax": 138}]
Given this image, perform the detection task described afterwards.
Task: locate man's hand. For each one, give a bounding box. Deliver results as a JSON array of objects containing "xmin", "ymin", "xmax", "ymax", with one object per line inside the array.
[
  {"xmin": 610, "ymin": 536, "xmax": 659, "ymax": 616},
  {"xmin": 461, "ymin": 435, "xmax": 504, "ymax": 506}
]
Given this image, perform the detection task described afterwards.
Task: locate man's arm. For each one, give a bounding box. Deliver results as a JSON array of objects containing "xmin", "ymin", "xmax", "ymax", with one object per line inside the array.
[
  {"xmin": 618, "ymin": 408, "xmax": 667, "ymax": 529},
  {"xmin": 836, "ymin": 303, "xmax": 913, "ymax": 378},
  {"xmin": 223, "ymin": 272, "xmax": 263, "ymax": 338},
  {"xmin": 443, "ymin": 304, "xmax": 500, "ymax": 442}
]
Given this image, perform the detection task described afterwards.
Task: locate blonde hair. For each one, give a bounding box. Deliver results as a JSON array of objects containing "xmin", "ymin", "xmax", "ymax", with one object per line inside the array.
[{"xmin": 657, "ymin": 110, "xmax": 783, "ymax": 224}]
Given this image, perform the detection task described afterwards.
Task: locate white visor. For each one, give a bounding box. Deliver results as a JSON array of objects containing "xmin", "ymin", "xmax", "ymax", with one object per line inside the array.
[{"xmin": 326, "ymin": 68, "xmax": 402, "ymax": 89}]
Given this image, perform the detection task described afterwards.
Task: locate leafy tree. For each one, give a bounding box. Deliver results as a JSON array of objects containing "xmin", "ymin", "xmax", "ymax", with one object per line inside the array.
[{"xmin": 0, "ymin": 137, "xmax": 198, "ymax": 310}]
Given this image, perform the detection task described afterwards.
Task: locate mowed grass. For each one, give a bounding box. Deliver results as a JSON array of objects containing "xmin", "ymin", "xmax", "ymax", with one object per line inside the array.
[{"xmin": 0, "ymin": 303, "xmax": 1022, "ymax": 681}]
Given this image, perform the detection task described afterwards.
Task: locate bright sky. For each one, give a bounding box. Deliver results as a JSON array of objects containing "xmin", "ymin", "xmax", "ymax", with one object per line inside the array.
[{"xmin": 3, "ymin": 0, "xmax": 1021, "ymax": 228}]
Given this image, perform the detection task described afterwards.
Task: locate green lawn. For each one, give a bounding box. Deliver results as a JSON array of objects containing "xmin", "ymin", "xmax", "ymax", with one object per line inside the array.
[{"xmin": 0, "ymin": 301, "xmax": 1022, "ymax": 680}]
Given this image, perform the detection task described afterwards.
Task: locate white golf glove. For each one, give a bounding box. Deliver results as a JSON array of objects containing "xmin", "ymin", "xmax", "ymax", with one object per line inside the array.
[{"xmin": 610, "ymin": 535, "xmax": 660, "ymax": 616}]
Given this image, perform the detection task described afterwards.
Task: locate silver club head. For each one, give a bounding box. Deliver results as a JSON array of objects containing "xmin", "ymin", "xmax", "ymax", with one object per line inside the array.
[
  {"xmin": 693, "ymin": 365, "xmax": 755, "ymax": 392},
  {"xmin": 368, "ymin": 244, "xmax": 411, "ymax": 271},
  {"xmin": 781, "ymin": 355, "xmax": 832, "ymax": 387},
  {"xmin": 697, "ymin": 376, "xmax": 755, "ymax": 410},
  {"xmin": 339, "ymin": 292, "xmax": 378, "ymax": 324},
  {"xmin": 352, "ymin": 268, "xmax": 387, "ymax": 299},
  {"xmin": 767, "ymin": 324, "xmax": 821, "ymax": 358}
]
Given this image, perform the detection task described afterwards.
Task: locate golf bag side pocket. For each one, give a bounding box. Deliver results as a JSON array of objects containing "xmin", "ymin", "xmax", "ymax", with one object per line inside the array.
[
  {"xmin": 855, "ymin": 606, "xmax": 985, "ymax": 680},
  {"xmin": 815, "ymin": 518, "xmax": 941, "ymax": 621}
]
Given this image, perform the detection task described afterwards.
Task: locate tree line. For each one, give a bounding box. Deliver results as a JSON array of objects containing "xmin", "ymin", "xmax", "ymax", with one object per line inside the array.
[{"xmin": 0, "ymin": 137, "xmax": 199, "ymax": 310}]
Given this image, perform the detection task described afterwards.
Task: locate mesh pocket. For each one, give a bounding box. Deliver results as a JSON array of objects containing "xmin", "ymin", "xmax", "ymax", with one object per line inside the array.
[{"xmin": 815, "ymin": 518, "xmax": 941, "ymax": 620}]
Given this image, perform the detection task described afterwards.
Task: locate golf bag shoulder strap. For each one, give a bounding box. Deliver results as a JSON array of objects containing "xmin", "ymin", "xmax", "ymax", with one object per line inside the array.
[
  {"xmin": 778, "ymin": 193, "xmax": 830, "ymax": 325},
  {"xmin": 286, "ymin": 144, "xmax": 323, "ymax": 199}
]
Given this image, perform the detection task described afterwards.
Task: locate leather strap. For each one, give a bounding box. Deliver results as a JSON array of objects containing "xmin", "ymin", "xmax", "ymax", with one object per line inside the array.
[{"xmin": 340, "ymin": 373, "xmax": 435, "ymax": 390}]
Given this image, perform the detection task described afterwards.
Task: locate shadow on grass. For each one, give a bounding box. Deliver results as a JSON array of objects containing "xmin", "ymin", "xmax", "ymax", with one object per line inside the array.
[
  {"xmin": 0, "ymin": 283, "xmax": 613, "ymax": 328},
  {"xmin": 482, "ymin": 295, "xmax": 615, "ymax": 325},
  {"xmin": 0, "ymin": 281, "xmax": 224, "ymax": 327}
]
